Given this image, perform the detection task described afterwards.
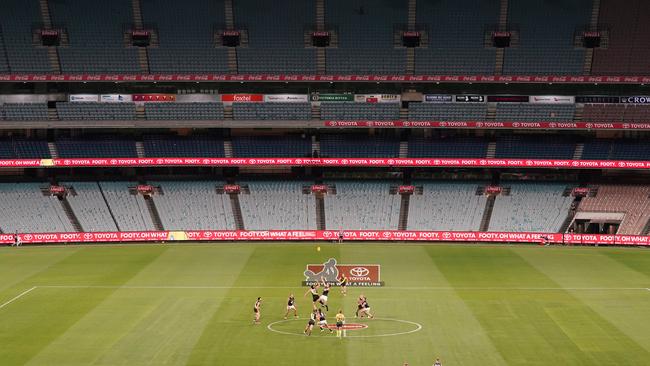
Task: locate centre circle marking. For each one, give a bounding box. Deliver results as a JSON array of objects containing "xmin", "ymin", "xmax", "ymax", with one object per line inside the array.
[{"xmin": 266, "ymin": 317, "xmax": 422, "ymax": 338}]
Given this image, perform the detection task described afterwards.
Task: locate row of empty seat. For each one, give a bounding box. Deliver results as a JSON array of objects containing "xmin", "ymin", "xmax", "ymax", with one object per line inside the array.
[
  {"xmin": 578, "ymin": 185, "xmax": 650, "ymax": 234},
  {"xmin": 6, "ymin": 102, "xmax": 650, "ymax": 122},
  {"xmin": 239, "ymin": 181, "xmax": 316, "ymax": 230},
  {"xmin": 1, "ymin": 181, "xmax": 648, "ymax": 235},
  {"xmin": 0, "ymin": 135, "xmax": 647, "ymax": 161},
  {"xmin": 489, "ymin": 183, "xmax": 574, "ymax": 232},
  {"xmin": 0, "ymin": 0, "xmax": 648, "ymax": 75}
]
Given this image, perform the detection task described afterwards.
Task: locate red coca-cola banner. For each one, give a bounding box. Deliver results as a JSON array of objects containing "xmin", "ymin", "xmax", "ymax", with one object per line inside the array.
[
  {"xmin": 572, "ymin": 187, "xmax": 591, "ymax": 197},
  {"xmin": 1, "ymin": 157, "xmax": 650, "ymax": 170},
  {"xmin": 1, "ymin": 74, "xmax": 650, "ymax": 84},
  {"xmin": 311, "ymin": 184, "xmax": 328, "ymax": 193},
  {"xmin": 324, "ymin": 120, "xmax": 650, "ymax": 130},
  {"xmin": 136, "ymin": 185, "xmax": 154, "ymax": 194},
  {"xmin": 485, "ymin": 186, "xmax": 502, "ymax": 194},
  {"xmin": 223, "ymin": 184, "xmax": 241, "ymax": 193},
  {"xmin": 6, "ymin": 230, "xmax": 650, "ymax": 246},
  {"xmin": 398, "ymin": 185, "xmax": 415, "ymax": 194}
]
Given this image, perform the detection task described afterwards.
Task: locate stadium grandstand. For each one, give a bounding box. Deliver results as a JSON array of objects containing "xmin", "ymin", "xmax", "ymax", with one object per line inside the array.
[{"xmin": 0, "ymin": 1, "xmax": 649, "ymax": 365}]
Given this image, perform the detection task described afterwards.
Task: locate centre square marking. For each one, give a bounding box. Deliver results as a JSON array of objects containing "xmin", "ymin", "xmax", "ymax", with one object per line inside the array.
[{"xmin": 325, "ymin": 323, "xmax": 367, "ymax": 331}]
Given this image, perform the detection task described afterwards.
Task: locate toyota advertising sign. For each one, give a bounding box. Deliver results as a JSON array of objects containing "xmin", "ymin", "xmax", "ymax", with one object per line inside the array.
[{"xmin": 303, "ymin": 258, "xmax": 383, "ymax": 286}]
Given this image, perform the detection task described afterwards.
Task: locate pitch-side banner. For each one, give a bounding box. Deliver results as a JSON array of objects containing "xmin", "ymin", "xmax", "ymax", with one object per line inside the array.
[
  {"xmin": 2, "ymin": 74, "xmax": 650, "ymax": 84},
  {"xmin": 6, "ymin": 231, "xmax": 650, "ymax": 246},
  {"xmin": 323, "ymin": 121, "xmax": 650, "ymax": 130},
  {"xmin": 0, "ymin": 157, "xmax": 649, "ymax": 169}
]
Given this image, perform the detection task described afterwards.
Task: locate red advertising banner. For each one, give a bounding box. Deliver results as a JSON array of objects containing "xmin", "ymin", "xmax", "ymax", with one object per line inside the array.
[
  {"xmin": 222, "ymin": 30, "xmax": 241, "ymax": 37},
  {"xmin": 136, "ymin": 185, "xmax": 154, "ymax": 194},
  {"xmin": 324, "ymin": 120, "xmax": 650, "ymax": 130},
  {"xmin": 223, "ymin": 184, "xmax": 241, "ymax": 193},
  {"xmin": 132, "ymin": 94, "xmax": 176, "ymax": 102},
  {"xmin": 2, "ymin": 74, "xmax": 650, "ymax": 84},
  {"xmin": 49, "ymin": 185, "xmax": 66, "ymax": 194},
  {"xmin": 485, "ymin": 186, "xmax": 502, "ymax": 194},
  {"xmin": 1, "ymin": 157, "xmax": 650, "ymax": 170},
  {"xmin": 220, "ymin": 94, "xmax": 264, "ymax": 102},
  {"xmin": 398, "ymin": 185, "xmax": 415, "ymax": 194},
  {"xmin": 311, "ymin": 184, "xmax": 328, "ymax": 193},
  {"xmin": 7, "ymin": 230, "xmax": 650, "ymax": 246}
]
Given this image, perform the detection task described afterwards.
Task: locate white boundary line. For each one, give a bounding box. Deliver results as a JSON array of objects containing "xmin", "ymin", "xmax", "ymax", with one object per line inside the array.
[
  {"xmin": 34, "ymin": 285, "xmax": 650, "ymax": 291},
  {"xmin": 0, "ymin": 287, "xmax": 37, "ymax": 310},
  {"xmin": 266, "ymin": 317, "xmax": 422, "ymax": 338}
]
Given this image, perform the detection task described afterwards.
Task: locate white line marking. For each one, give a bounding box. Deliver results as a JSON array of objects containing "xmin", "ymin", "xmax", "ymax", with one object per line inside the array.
[
  {"xmin": 346, "ymin": 318, "xmax": 422, "ymax": 338},
  {"xmin": 34, "ymin": 285, "xmax": 649, "ymax": 291},
  {"xmin": 0, "ymin": 287, "xmax": 37, "ymax": 310},
  {"xmin": 267, "ymin": 317, "xmax": 422, "ymax": 338}
]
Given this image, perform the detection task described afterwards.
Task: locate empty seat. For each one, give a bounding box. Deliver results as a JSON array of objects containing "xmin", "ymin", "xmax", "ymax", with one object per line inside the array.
[
  {"xmin": 232, "ymin": 102, "xmax": 311, "ymax": 120},
  {"xmin": 56, "ymin": 138, "xmax": 138, "ymax": 158},
  {"xmin": 409, "ymin": 103, "xmax": 487, "ymax": 121},
  {"xmin": 152, "ymin": 181, "xmax": 235, "ymax": 230},
  {"xmin": 57, "ymin": 102, "xmax": 136, "ymax": 120},
  {"xmin": 232, "ymin": 136, "xmax": 311, "ymax": 157},
  {"xmin": 239, "ymin": 181, "xmax": 316, "ymax": 230},
  {"xmin": 489, "ymin": 182, "xmax": 573, "ymax": 232},
  {"xmin": 321, "ymin": 103, "xmax": 400, "ymax": 120},
  {"xmin": 408, "ymin": 182, "xmax": 487, "ymax": 231},
  {"xmin": 145, "ymin": 102, "xmax": 224, "ymax": 120},
  {"xmin": 143, "ymin": 135, "xmax": 225, "ymax": 157},
  {"xmin": 325, "ymin": 181, "xmax": 400, "ymax": 230},
  {"xmin": 2, "ymin": 103, "xmax": 49, "ymax": 120},
  {"xmin": 320, "ymin": 134, "xmax": 400, "ymax": 157}
]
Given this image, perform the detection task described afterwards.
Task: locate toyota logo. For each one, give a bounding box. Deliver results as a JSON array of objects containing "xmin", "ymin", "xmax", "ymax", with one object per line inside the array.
[
  {"xmin": 442, "ymin": 232, "xmax": 451, "ymax": 239},
  {"xmin": 323, "ymin": 231, "xmax": 333, "ymax": 238},
  {"xmin": 83, "ymin": 233, "xmax": 93, "ymax": 240},
  {"xmin": 24, "ymin": 234, "xmax": 32, "ymax": 240},
  {"xmin": 349, "ymin": 267, "xmax": 370, "ymax": 277}
]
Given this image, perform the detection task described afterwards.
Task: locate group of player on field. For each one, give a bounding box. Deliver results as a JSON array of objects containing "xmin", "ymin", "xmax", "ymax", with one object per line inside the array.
[{"xmin": 253, "ymin": 272, "xmax": 373, "ymax": 337}]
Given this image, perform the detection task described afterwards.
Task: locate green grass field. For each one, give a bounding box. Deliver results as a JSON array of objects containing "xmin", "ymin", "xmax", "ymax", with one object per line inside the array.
[{"xmin": 1, "ymin": 243, "xmax": 649, "ymax": 366}]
